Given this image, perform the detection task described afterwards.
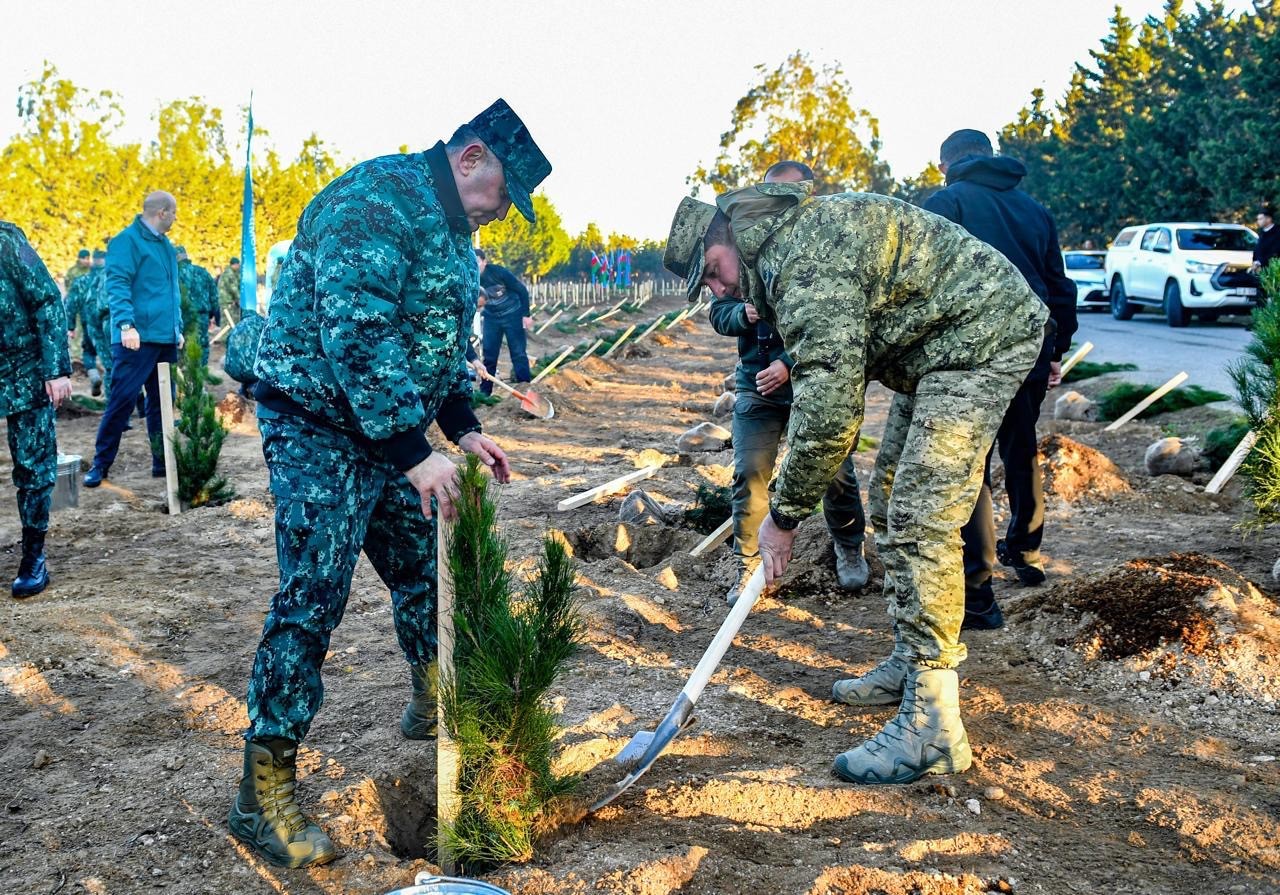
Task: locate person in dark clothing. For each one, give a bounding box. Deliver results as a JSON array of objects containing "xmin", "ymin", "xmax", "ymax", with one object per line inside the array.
[
  {"xmin": 923, "ymin": 129, "xmax": 1076, "ymax": 630},
  {"xmin": 1253, "ymin": 205, "xmax": 1280, "ymax": 273},
  {"xmin": 475, "ymin": 248, "xmax": 531, "ymax": 395}
]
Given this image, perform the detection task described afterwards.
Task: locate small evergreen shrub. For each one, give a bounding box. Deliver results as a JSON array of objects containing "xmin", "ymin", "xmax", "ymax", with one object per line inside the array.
[
  {"xmin": 1204, "ymin": 419, "xmax": 1253, "ymax": 468},
  {"xmin": 1096, "ymin": 382, "xmax": 1230, "ymax": 421},
  {"xmin": 684, "ymin": 483, "xmax": 733, "ymax": 534},
  {"xmin": 1062, "ymin": 360, "xmax": 1138, "ymax": 383},
  {"xmin": 172, "ymin": 338, "xmax": 233, "ymax": 508}
]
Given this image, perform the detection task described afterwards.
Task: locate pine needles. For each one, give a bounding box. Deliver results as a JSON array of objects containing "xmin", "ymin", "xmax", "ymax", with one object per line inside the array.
[
  {"xmin": 439, "ymin": 456, "xmax": 582, "ymax": 871},
  {"xmin": 1228, "ymin": 259, "xmax": 1280, "ymax": 526},
  {"xmin": 1062, "ymin": 360, "xmax": 1137, "ymax": 383},
  {"xmin": 684, "ymin": 483, "xmax": 732, "ymax": 534},
  {"xmin": 1096, "ymin": 382, "xmax": 1229, "ymax": 421},
  {"xmin": 172, "ymin": 314, "xmax": 233, "ymax": 508}
]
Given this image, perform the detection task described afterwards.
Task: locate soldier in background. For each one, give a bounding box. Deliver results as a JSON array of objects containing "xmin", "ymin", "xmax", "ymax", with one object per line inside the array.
[
  {"xmin": 0, "ymin": 222, "xmax": 72, "ymax": 598},
  {"xmin": 176, "ymin": 247, "xmax": 221, "ymax": 368},
  {"xmin": 63, "ymin": 248, "xmax": 91, "ymax": 291},
  {"xmin": 217, "ymin": 256, "xmax": 241, "ymax": 326},
  {"xmin": 65, "ymin": 249, "xmax": 106, "ymax": 396},
  {"xmin": 665, "ymin": 180, "xmax": 1045, "ymax": 786},
  {"xmin": 229, "ymin": 98, "xmax": 550, "ymax": 869}
]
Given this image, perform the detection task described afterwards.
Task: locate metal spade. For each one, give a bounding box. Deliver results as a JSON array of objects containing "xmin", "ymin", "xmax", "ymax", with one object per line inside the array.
[
  {"xmin": 476, "ymin": 366, "xmax": 555, "ymax": 419},
  {"xmin": 590, "ymin": 565, "xmax": 768, "ymax": 812}
]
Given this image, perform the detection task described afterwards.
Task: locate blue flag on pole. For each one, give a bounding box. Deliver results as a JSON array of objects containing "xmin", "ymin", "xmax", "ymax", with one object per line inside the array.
[{"xmin": 239, "ymin": 96, "xmax": 257, "ymax": 318}]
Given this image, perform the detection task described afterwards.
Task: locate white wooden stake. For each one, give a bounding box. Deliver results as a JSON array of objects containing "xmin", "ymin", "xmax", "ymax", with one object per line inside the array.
[
  {"xmin": 1205, "ymin": 429, "xmax": 1258, "ymax": 494},
  {"xmin": 436, "ymin": 517, "xmax": 459, "ymax": 875},
  {"xmin": 534, "ymin": 308, "xmax": 564, "ymax": 335},
  {"xmin": 209, "ymin": 323, "xmax": 233, "ymax": 345},
  {"xmin": 156, "ymin": 363, "xmax": 181, "ymax": 516},
  {"xmin": 570, "ymin": 338, "xmax": 605, "ymax": 365},
  {"xmin": 530, "ymin": 345, "xmax": 575, "ymax": 385},
  {"xmin": 1103, "ymin": 371, "xmax": 1189, "ymax": 432},
  {"xmin": 602, "ymin": 324, "xmax": 638, "ymax": 359},
  {"xmin": 1059, "ymin": 341, "xmax": 1094, "ymax": 377},
  {"xmin": 634, "ymin": 316, "xmax": 666, "ymax": 343},
  {"xmin": 689, "ymin": 517, "xmax": 733, "ymax": 557},
  {"xmin": 663, "ymin": 308, "xmax": 689, "ymax": 329},
  {"xmin": 556, "ymin": 465, "xmax": 661, "ymax": 511}
]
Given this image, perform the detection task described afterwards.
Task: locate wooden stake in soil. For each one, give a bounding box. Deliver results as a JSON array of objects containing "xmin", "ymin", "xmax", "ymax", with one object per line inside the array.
[
  {"xmin": 436, "ymin": 516, "xmax": 460, "ymax": 875},
  {"xmin": 534, "ymin": 308, "xmax": 564, "ymax": 335},
  {"xmin": 209, "ymin": 323, "xmax": 233, "ymax": 345},
  {"xmin": 556, "ymin": 464, "xmax": 661, "ymax": 511},
  {"xmin": 570, "ymin": 338, "xmax": 605, "ymax": 365},
  {"xmin": 1103, "ymin": 371, "xmax": 1189, "ymax": 432},
  {"xmin": 1059, "ymin": 341, "xmax": 1094, "ymax": 377},
  {"xmin": 602, "ymin": 324, "xmax": 638, "ymax": 359},
  {"xmin": 530, "ymin": 345, "xmax": 575, "ymax": 385},
  {"xmin": 689, "ymin": 517, "xmax": 733, "ymax": 557},
  {"xmin": 156, "ymin": 362, "xmax": 180, "ymax": 516},
  {"xmin": 634, "ymin": 316, "xmax": 666, "ymax": 343},
  {"xmin": 1205, "ymin": 429, "xmax": 1259, "ymax": 494}
]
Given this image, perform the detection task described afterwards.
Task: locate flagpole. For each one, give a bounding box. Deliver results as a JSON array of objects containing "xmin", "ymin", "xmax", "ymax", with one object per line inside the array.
[{"xmin": 239, "ymin": 94, "xmax": 258, "ymax": 319}]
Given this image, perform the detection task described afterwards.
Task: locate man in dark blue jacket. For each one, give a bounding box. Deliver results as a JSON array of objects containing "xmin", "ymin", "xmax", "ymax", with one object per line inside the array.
[
  {"xmin": 85, "ymin": 191, "xmax": 183, "ymax": 487},
  {"xmin": 924, "ymin": 130, "xmax": 1076, "ymax": 629},
  {"xmin": 475, "ymin": 248, "xmax": 532, "ymax": 393}
]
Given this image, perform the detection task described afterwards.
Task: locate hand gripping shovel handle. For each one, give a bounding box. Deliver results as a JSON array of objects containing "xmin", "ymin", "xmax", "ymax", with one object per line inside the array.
[{"xmin": 590, "ymin": 565, "xmax": 768, "ymax": 811}]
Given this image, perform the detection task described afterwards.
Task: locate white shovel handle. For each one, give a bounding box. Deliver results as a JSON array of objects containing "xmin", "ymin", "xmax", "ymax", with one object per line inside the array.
[{"xmin": 681, "ymin": 565, "xmax": 766, "ymax": 705}]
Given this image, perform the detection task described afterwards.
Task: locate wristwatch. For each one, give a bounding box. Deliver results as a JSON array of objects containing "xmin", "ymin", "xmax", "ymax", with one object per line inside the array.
[{"xmin": 119, "ymin": 323, "xmax": 134, "ymax": 332}]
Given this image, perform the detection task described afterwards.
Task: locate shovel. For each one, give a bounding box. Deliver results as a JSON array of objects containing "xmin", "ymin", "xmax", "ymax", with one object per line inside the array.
[
  {"xmin": 475, "ymin": 365, "xmax": 555, "ymax": 419},
  {"xmin": 590, "ymin": 565, "xmax": 768, "ymax": 812}
]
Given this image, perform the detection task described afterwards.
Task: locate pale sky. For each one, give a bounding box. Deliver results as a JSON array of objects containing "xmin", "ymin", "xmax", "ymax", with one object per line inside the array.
[{"xmin": 0, "ymin": 0, "xmax": 1249, "ymax": 240}]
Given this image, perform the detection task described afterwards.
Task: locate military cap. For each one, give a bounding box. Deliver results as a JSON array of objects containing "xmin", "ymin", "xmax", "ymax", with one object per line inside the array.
[
  {"xmin": 77, "ymin": 248, "xmax": 90, "ymax": 258},
  {"xmin": 229, "ymin": 256, "xmax": 240, "ymax": 265},
  {"xmin": 467, "ymin": 98, "xmax": 551, "ymax": 224},
  {"xmin": 663, "ymin": 197, "xmax": 718, "ymax": 300},
  {"xmin": 92, "ymin": 249, "xmax": 107, "ymax": 260}
]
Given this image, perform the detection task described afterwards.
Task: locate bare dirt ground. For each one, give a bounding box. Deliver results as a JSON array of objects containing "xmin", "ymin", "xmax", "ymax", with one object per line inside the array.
[{"xmin": 2, "ymin": 298, "xmax": 1278, "ymax": 895}]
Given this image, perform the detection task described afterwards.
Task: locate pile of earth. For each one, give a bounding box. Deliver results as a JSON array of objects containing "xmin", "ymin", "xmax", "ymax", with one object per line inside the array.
[
  {"xmin": 1037, "ymin": 433, "xmax": 1131, "ymax": 503},
  {"xmin": 1011, "ymin": 553, "xmax": 1280, "ymax": 723}
]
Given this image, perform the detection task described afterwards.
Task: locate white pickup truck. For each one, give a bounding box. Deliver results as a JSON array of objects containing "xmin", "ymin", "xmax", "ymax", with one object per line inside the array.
[{"xmin": 1104, "ymin": 222, "xmax": 1260, "ymax": 326}]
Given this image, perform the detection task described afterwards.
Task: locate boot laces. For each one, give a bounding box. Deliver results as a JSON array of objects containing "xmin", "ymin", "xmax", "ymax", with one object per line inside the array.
[{"xmin": 255, "ymin": 757, "xmax": 309, "ymax": 836}]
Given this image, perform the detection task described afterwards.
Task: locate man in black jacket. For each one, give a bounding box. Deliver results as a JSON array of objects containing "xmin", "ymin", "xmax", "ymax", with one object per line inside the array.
[
  {"xmin": 1253, "ymin": 205, "xmax": 1280, "ymax": 273},
  {"xmin": 475, "ymin": 248, "xmax": 532, "ymax": 394},
  {"xmin": 924, "ymin": 129, "xmax": 1076, "ymax": 629}
]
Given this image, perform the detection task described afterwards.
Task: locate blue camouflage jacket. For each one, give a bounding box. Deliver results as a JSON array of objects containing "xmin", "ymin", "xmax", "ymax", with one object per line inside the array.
[
  {"xmin": 0, "ymin": 222, "xmax": 71, "ymax": 416},
  {"xmin": 254, "ymin": 142, "xmax": 481, "ymax": 470}
]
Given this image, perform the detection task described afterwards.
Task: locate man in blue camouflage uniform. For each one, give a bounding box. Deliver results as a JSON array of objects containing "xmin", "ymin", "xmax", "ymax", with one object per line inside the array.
[
  {"xmin": 709, "ymin": 160, "xmax": 868, "ymax": 605},
  {"xmin": 228, "ymin": 99, "xmax": 550, "ymax": 869},
  {"xmin": 65, "ymin": 249, "xmax": 106, "ymax": 395},
  {"xmin": 0, "ymin": 223, "xmax": 72, "ymax": 598},
  {"xmin": 666, "ymin": 181, "xmax": 1046, "ymax": 787},
  {"xmin": 84, "ymin": 261, "xmax": 115, "ymax": 398},
  {"xmin": 176, "ymin": 247, "xmax": 221, "ymax": 368}
]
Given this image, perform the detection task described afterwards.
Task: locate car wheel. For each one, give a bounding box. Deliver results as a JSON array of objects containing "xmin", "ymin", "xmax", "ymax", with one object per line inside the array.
[
  {"xmin": 1110, "ymin": 278, "xmax": 1135, "ymax": 320},
  {"xmin": 1164, "ymin": 280, "xmax": 1188, "ymax": 327}
]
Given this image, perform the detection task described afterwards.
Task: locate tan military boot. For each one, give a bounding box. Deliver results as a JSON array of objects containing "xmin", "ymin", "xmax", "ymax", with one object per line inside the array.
[
  {"xmin": 831, "ymin": 666, "xmax": 972, "ymax": 785},
  {"xmin": 228, "ymin": 738, "xmax": 336, "ymax": 868},
  {"xmin": 400, "ymin": 662, "xmax": 438, "ymax": 740},
  {"xmin": 831, "ymin": 651, "xmax": 910, "ymax": 706}
]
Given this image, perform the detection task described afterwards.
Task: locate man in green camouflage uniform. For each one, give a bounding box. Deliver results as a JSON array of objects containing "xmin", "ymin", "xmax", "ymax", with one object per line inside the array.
[
  {"xmin": 216, "ymin": 257, "xmax": 240, "ymax": 326},
  {"xmin": 228, "ymin": 99, "xmax": 550, "ymax": 869},
  {"xmin": 0, "ymin": 223, "xmax": 72, "ymax": 598},
  {"xmin": 84, "ymin": 264, "xmax": 115, "ymax": 398},
  {"xmin": 63, "ymin": 248, "xmax": 91, "ymax": 291},
  {"xmin": 176, "ymin": 247, "xmax": 220, "ymax": 367},
  {"xmin": 65, "ymin": 249, "xmax": 106, "ymax": 395},
  {"xmin": 665, "ymin": 181, "xmax": 1046, "ymax": 786}
]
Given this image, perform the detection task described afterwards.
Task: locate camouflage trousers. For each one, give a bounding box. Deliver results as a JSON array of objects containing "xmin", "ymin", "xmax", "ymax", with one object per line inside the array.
[
  {"xmin": 87, "ymin": 316, "xmax": 115, "ymax": 397},
  {"xmin": 868, "ymin": 336, "xmax": 1040, "ymax": 669},
  {"xmin": 245, "ymin": 413, "xmax": 438, "ymax": 744},
  {"xmin": 6, "ymin": 403, "xmax": 57, "ymax": 532}
]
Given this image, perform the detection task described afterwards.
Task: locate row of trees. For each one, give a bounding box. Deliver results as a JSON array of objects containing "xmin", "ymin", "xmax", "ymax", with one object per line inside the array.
[{"xmin": 1001, "ymin": 1, "xmax": 1280, "ymax": 246}]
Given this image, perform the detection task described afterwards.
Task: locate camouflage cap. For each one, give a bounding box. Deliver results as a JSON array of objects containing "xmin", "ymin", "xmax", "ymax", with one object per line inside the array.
[
  {"xmin": 467, "ymin": 98, "xmax": 551, "ymax": 224},
  {"xmin": 663, "ymin": 197, "xmax": 717, "ymax": 300},
  {"xmin": 92, "ymin": 249, "xmax": 106, "ymax": 260},
  {"xmin": 77, "ymin": 249, "xmax": 90, "ymax": 258}
]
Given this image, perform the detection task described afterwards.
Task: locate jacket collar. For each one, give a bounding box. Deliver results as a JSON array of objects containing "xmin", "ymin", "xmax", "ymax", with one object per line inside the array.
[{"xmin": 425, "ymin": 142, "xmax": 471, "ymax": 236}]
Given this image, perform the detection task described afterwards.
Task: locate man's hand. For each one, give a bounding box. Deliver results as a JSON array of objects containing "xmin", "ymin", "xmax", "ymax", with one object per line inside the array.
[
  {"xmin": 458, "ymin": 431, "xmax": 511, "ymax": 483},
  {"xmin": 405, "ymin": 453, "xmax": 460, "ymax": 521},
  {"xmin": 178, "ymin": 334, "xmax": 185, "ymax": 351},
  {"xmin": 1048, "ymin": 361, "xmax": 1063, "ymax": 389},
  {"xmin": 743, "ymin": 302, "xmax": 760, "ymax": 323},
  {"xmin": 522, "ymin": 316, "xmax": 533, "ymax": 331},
  {"xmin": 755, "ymin": 359, "xmax": 790, "ymax": 396},
  {"xmin": 121, "ymin": 328, "xmax": 141, "ymax": 351},
  {"xmin": 758, "ymin": 514, "xmax": 797, "ymax": 585},
  {"xmin": 44, "ymin": 377, "xmax": 72, "ymax": 407}
]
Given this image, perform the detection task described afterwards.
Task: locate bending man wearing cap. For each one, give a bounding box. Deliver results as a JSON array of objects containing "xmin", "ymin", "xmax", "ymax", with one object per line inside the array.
[
  {"xmin": 229, "ymin": 99, "xmax": 551, "ymax": 868},
  {"xmin": 665, "ymin": 182, "xmax": 1046, "ymax": 785}
]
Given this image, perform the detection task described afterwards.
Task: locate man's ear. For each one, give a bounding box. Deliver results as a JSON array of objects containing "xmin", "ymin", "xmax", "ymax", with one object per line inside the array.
[{"xmin": 458, "ymin": 143, "xmax": 487, "ymax": 177}]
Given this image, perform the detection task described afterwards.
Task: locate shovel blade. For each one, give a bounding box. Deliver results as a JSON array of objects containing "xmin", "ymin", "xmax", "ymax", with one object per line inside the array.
[
  {"xmin": 612, "ymin": 730, "xmax": 656, "ymax": 766},
  {"xmin": 519, "ymin": 390, "xmax": 555, "ymax": 419}
]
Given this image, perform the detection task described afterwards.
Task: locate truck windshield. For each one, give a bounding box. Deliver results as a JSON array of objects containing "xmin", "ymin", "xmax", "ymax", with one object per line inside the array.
[
  {"xmin": 1065, "ymin": 253, "xmax": 1105, "ymax": 270},
  {"xmin": 1176, "ymin": 228, "xmax": 1257, "ymax": 251}
]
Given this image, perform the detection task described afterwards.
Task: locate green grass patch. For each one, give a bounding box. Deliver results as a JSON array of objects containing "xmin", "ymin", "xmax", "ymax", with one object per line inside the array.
[
  {"xmin": 1097, "ymin": 382, "xmax": 1230, "ymax": 422},
  {"xmin": 1063, "ymin": 360, "xmax": 1137, "ymax": 383}
]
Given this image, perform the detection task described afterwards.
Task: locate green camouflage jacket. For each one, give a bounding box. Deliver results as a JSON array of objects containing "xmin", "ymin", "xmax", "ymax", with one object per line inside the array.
[
  {"xmin": 65, "ymin": 265, "xmax": 103, "ymax": 332},
  {"xmin": 254, "ymin": 143, "xmax": 480, "ymax": 469},
  {"xmin": 0, "ymin": 223, "xmax": 72, "ymax": 415},
  {"xmin": 179, "ymin": 260, "xmax": 220, "ymax": 324},
  {"xmin": 718, "ymin": 181, "xmax": 1047, "ymax": 521}
]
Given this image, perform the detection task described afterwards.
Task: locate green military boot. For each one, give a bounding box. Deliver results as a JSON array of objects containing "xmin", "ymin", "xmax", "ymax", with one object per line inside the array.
[
  {"xmin": 831, "ymin": 650, "xmax": 910, "ymax": 707},
  {"xmin": 831, "ymin": 666, "xmax": 972, "ymax": 785},
  {"xmin": 400, "ymin": 662, "xmax": 438, "ymax": 740},
  {"xmin": 228, "ymin": 737, "xmax": 337, "ymax": 868}
]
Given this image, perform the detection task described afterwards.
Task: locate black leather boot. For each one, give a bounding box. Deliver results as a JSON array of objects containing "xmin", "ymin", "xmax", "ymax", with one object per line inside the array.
[{"xmin": 12, "ymin": 527, "xmax": 48, "ymax": 598}]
